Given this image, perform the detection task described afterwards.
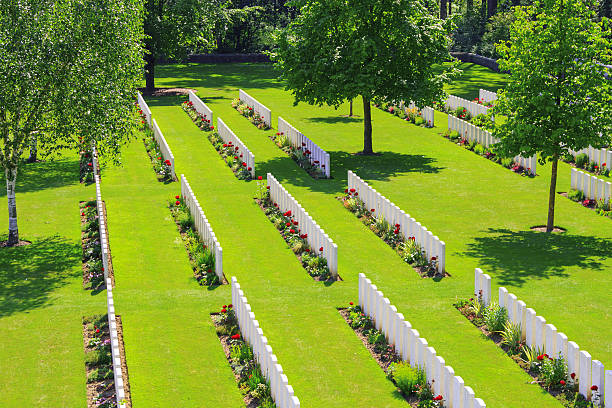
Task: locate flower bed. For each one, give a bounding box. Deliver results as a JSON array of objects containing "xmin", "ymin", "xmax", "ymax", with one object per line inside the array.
[
  {"xmin": 453, "ymin": 295, "xmax": 601, "ymax": 408},
  {"xmin": 211, "ymin": 305, "xmax": 275, "ymax": 408},
  {"xmin": 255, "ymin": 179, "xmax": 335, "ymax": 281},
  {"xmin": 83, "ymin": 314, "xmax": 117, "ymax": 408},
  {"xmin": 563, "ymin": 190, "xmax": 612, "ymax": 219},
  {"xmin": 181, "ymin": 100, "xmax": 214, "ymax": 132},
  {"xmin": 339, "ymin": 190, "xmax": 443, "ymax": 279},
  {"xmin": 80, "ymin": 201, "xmax": 105, "ymax": 291},
  {"xmin": 231, "ymin": 98, "xmax": 271, "ymax": 130},
  {"xmin": 207, "ymin": 132, "xmax": 254, "ymax": 181},
  {"xmin": 80, "ymin": 151, "xmax": 95, "ymax": 184},
  {"xmin": 441, "ymin": 129, "xmax": 535, "ymax": 177},
  {"xmin": 374, "ymin": 102, "xmax": 431, "ymax": 127},
  {"xmin": 563, "ymin": 153, "xmax": 610, "ymax": 178},
  {"xmin": 269, "ymin": 131, "xmax": 327, "ymax": 179},
  {"xmin": 339, "ymin": 303, "xmax": 444, "ymax": 407},
  {"xmin": 168, "ymin": 196, "xmax": 222, "ymax": 286},
  {"xmin": 140, "ymin": 115, "xmax": 173, "ymax": 182}
]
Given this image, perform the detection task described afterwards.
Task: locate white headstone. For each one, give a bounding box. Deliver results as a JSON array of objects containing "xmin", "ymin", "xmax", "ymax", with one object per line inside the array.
[
  {"xmin": 453, "ymin": 376, "xmax": 465, "ymax": 408},
  {"xmin": 444, "ymin": 366, "xmax": 455, "ymax": 405},
  {"xmin": 567, "ymin": 341, "xmax": 580, "ymax": 379},
  {"xmin": 535, "ymin": 316, "xmax": 546, "ymax": 350},
  {"xmin": 592, "ymin": 360, "xmax": 605, "ymax": 404},
  {"xmin": 434, "ymin": 356, "xmax": 446, "ymax": 396},
  {"xmin": 545, "ymin": 324, "xmax": 557, "ymax": 357},
  {"xmin": 462, "ymin": 386, "xmax": 475, "ymax": 408},
  {"xmin": 605, "ymin": 370, "xmax": 612, "ymax": 408},
  {"xmin": 579, "ymin": 350, "xmax": 592, "ymax": 398},
  {"xmin": 507, "ymin": 293, "xmax": 517, "ymax": 323},
  {"xmin": 516, "ymin": 301, "xmax": 526, "ymax": 340},
  {"xmin": 498, "ymin": 287, "xmax": 508, "ymax": 309},
  {"xmin": 556, "ymin": 332, "xmax": 568, "ymax": 359},
  {"xmin": 525, "ymin": 308, "xmax": 536, "ymax": 347}
]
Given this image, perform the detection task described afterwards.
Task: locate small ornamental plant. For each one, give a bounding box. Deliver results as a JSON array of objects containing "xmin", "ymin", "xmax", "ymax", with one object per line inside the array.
[
  {"xmin": 269, "ymin": 131, "xmax": 327, "ymax": 179},
  {"xmin": 211, "ymin": 304, "xmax": 274, "ymax": 407},
  {"xmin": 206, "ymin": 133, "xmax": 253, "ymax": 181},
  {"xmin": 181, "ymin": 100, "xmax": 214, "ymax": 131},
  {"xmin": 231, "ymin": 98, "xmax": 271, "ymax": 130},
  {"xmin": 83, "ymin": 314, "xmax": 117, "ymax": 408},
  {"xmin": 566, "ymin": 189, "xmax": 612, "ymax": 220},
  {"xmin": 80, "ymin": 201, "xmax": 105, "ymax": 291},
  {"xmin": 340, "ymin": 188, "xmax": 441, "ymax": 278},
  {"xmin": 168, "ymin": 196, "xmax": 220, "ymax": 286},
  {"xmin": 79, "ymin": 149, "xmax": 95, "ymax": 184}
]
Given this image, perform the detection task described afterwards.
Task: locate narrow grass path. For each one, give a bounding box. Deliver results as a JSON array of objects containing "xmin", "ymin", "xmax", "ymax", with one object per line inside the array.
[
  {"xmin": 147, "ymin": 61, "xmax": 611, "ymax": 407},
  {"xmin": 100, "ymin": 140, "xmax": 250, "ymax": 407},
  {"xmin": 0, "ymin": 155, "xmax": 103, "ymax": 406}
]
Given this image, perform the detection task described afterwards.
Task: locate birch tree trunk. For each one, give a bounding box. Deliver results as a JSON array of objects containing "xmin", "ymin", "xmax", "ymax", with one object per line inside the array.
[
  {"xmin": 5, "ymin": 167, "xmax": 18, "ymax": 245},
  {"xmin": 28, "ymin": 133, "xmax": 37, "ymax": 163}
]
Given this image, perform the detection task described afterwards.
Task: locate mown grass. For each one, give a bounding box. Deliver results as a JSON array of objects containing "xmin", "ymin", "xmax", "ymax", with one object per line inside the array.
[{"xmin": 138, "ymin": 61, "xmax": 612, "ymax": 407}]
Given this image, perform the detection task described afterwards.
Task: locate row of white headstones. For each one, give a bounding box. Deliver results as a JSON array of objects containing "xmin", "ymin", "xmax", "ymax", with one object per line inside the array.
[
  {"xmin": 92, "ymin": 149, "xmax": 128, "ymax": 408},
  {"xmin": 475, "ymin": 268, "xmax": 611, "ymax": 406},
  {"xmin": 358, "ymin": 273, "xmax": 487, "ymax": 408}
]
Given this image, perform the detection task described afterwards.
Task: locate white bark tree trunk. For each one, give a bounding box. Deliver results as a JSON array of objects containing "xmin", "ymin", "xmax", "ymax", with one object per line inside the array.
[{"xmin": 6, "ymin": 167, "xmax": 18, "ymax": 245}]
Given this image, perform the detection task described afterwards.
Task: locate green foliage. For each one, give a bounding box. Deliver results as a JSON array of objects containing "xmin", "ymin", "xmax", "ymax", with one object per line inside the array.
[
  {"xmin": 388, "ymin": 362, "xmax": 427, "ymax": 396},
  {"xmin": 474, "ymin": 144, "xmax": 486, "ymax": 156},
  {"xmin": 477, "ymin": 11, "xmax": 516, "ymax": 59},
  {"xmin": 521, "ymin": 344, "xmax": 545, "ymax": 371},
  {"xmin": 575, "ymin": 153, "xmax": 589, "ymax": 169},
  {"xmin": 501, "ymin": 157, "xmax": 514, "ymax": 168},
  {"xmin": 85, "ymin": 349, "xmax": 111, "ymax": 366},
  {"xmin": 493, "ymin": 0, "xmax": 612, "ymax": 228},
  {"xmin": 230, "ymin": 342, "xmax": 254, "ymax": 364},
  {"xmin": 568, "ymin": 189, "xmax": 585, "ymax": 202},
  {"xmin": 538, "ymin": 355, "xmax": 568, "ymax": 390},
  {"xmin": 366, "ymin": 329, "xmax": 388, "ymax": 353},
  {"xmin": 271, "ymin": 0, "xmax": 458, "ymax": 153},
  {"xmin": 484, "ymin": 302, "xmax": 507, "ymax": 332},
  {"xmin": 87, "ymin": 366, "xmax": 113, "ymax": 383},
  {"xmin": 499, "ymin": 321, "xmax": 523, "ymax": 355}
]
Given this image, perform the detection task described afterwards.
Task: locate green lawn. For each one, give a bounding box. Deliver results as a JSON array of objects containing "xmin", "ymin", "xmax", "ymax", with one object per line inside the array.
[
  {"xmin": 140, "ymin": 61, "xmax": 611, "ymax": 407},
  {"xmin": 0, "ymin": 61, "xmax": 609, "ymax": 408},
  {"xmin": 0, "ymin": 154, "xmax": 103, "ymax": 406}
]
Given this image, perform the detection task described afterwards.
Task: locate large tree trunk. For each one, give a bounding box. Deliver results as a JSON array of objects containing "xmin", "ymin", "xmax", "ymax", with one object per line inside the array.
[
  {"xmin": 440, "ymin": 0, "xmax": 448, "ymax": 18},
  {"xmin": 349, "ymin": 99, "xmax": 353, "ymax": 117},
  {"xmin": 6, "ymin": 167, "xmax": 18, "ymax": 245},
  {"xmin": 362, "ymin": 95, "xmax": 373, "ymax": 155},
  {"xmin": 448, "ymin": 0, "xmax": 452, "ymax": 16},
  {"xmin": 27, "ymin": 133, "xmax": 37, "ymax": 163},
  {"xmin": 145, "ymin": 53, "xmax": 156, "ymax": 92},
  {"xmin": 546, "ymin": 157, "xmax": 559, "ymax": 232},
  {"xmin": 487, "ymin": 0, "xmax": 497, "ymax": 17}
]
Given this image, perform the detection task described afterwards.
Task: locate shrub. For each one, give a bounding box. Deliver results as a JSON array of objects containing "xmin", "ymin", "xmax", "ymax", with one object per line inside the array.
[
  {"xmin": 575, "ymin": 153, "xmax": 589, "ymax": 169},
  {"xmin": 521, "ymin": 345, "xmax": 545, "ymax": 371},
  {"xmin": 595, "ymin": 198, "xmax": 611, "ymax": 212},
  {"xmin": 448, "ymin": 130, "xmax": 461, "ymax": 141},
  {"xmin": 230, "ymin": 342, "xmax": 254, "ymax": 364},
  {"xmin": 568, "ymin": 189, "xmax": 585, "ymax": 202},
  {"xmin": 484, "ymin": 302, "xmax": 507, "ymax": 332},
  {"xmin": 178, "ymin": 212, "xmax": 194, "ymax": 232},
  {"xmin": 562, "ymin": 153, "xmax": 575, "ymax": 163},
  {"xmin": 538, "ymin": 355, "xmax": 568, "ymax": 390},
  {"xmin": 367, "ymin": 329, "xmax": 388, "ymax": 353},
  {"xmin": 85, "ymin": 349, "xmax": 111, "ymax": 366},
  {"xmin": 388, "ymin": 362, "xmax": 426, "ymax": 396},
  {"xmin": 87, "ymin": 367, "xmax": 113, "ymax": 383},
  {"xmin": 474, "ymin": 144, "xmax": 485, "ymax": 156},
  {"xmin": 501, "ymin": 157, "xmax": 514, "ymax": 168},
  {"xmin": 414, "ymin": 117, "xmax": 425, "ymax": 126}
]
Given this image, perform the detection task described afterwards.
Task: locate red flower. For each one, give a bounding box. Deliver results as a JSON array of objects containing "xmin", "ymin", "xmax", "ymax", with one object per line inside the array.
[
  {"xmin": 242, "ymin": 162, "xmax": 247, "ymax": 167},
  {"xmin": 571, "ymin": 373, "xmax": 576, "ymax": 379},
  {"xmin": 247, "ymin": 167, "xmax": 252, "ymax": 171},
  {"xmin": 305, "ymin": 248, "xmax": 310, "ymax": 252},
  {"xmin": 266, "ymin": 186, "xmax": 270, "ymax": 190},
  {"xmin": 591, "ymin": 385, "xmax": 598, "ymax": 391},
  {"xmin": 290, "ymin": 229, "xmax": 295, "ymax": 234},
  {"xmin": 258, "ymin": 176, "xmax": 263, "ymax": 180},
  {"xmin": 395, "ymin": 224, "xmax": 400, "ymax": 228},
  {"xmin": 95, "ymin": 328, "xmax": 100, "ymax": 334},
  {"xmin": 560, "ymin": 380, "xmax": 566, "ymax": 386},
  {"xmin": 228, "ymin": 304, "xmax": 232, "ymax": 308},
  {"xmin": 350, "ymin": 188, "xmax": 356, "ymax": 193},
  {"xmin": 223, "ymin": 305, "xmax": 227, "ymax": 308},
  {"xmin": 87, "ymin": 163, "xmax": 92, "ymax": 167},
  {"xmin": 273, "ymin": 203, "xmax": 277, "ymax": 207},
  {"xmin": 231, "ymin": 334, "xmax": 240, "ymax": 340},
  {"xmin": 234, "ymin": 156, "xmax": 238, "ymax": 160},
  {"xmin": 164, "ymin": 159, "xmax": 171, "ymax": 166},
  {"xmin": 303, "ymin": 234, "xmax": 308, "ymax": 238},
  {"xmin": 157, "ymin": 157, "xmax": 162, "ymax": 160},
  {"xmin": 293, "ymin": 221, "xmax": 298, "ymax": 226},
  {"xmin": 175, "ymin": 195, "xmax": 179, "ymax": 199},
  {"xmin": 354, "ymin": 192, "xmax": 358, "ymax": 196},
  {"xmin": 286, "ymin": 222, "xmax": 291, "ymax": 227},
  {"xmin": 371, "ymin": 209, "xmax": 375, "ymax": 212},
  {"xmin": 223, "ymin": 144, "xmax": 228, "ymax": 147},
  {"xmin": 537, "ymin": 355, "xmax": 544, "ymax": 361},
  {"xmin": 175, "ymin": 200, "xmax": 180, "ymax": 205},
  {"xmin": 235, "ymin": 146, "xmax": 239, "ymax": 151},
  {"xmin": 434, "ymin": 395, "xmax": 443, "ymax": 401},
  {"xmin": 349, "ymin": 302, "xmax": 354, "ymax": 305},
  {"xmin": 221, "ymin": 308, "xmax": 227, "ymax": 313},
  {"xmin": 210, "ymin": 126, "xmax": 214, "ymax": 130},
  {"xmin": 344, "ymin": 189, "xmax": 349, "ymax": 193},
  {"xmin": 319, "ymin": 247, "xmax": 323, "ymax": 251}
]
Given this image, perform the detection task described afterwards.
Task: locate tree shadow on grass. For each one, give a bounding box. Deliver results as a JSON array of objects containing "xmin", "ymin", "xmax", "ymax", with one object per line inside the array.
[
  {"xmin": 0, "ymin": 159, "xmax": 78, "ymax": 197},
  {"xmin": 257, "ymin": 150, "xmax": 444, "ymax": 196},
  {"xmin": 461, "ymin": 228, "xmax": 612, "ymax": 287},
  {"xmin": 0, "ymin": 235, "xmax": 80, "ymax": 318},
  {"xmin": 155, "ymin": 63, "xmax": 281, "ymax": 92},
  {"xmin": 305, "ymin": 116, "xmax": 362, "ymax": 124}
]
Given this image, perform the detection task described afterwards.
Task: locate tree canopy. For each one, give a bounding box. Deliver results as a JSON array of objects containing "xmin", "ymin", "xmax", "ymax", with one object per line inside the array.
[
  {"xmin": 0, "ymin": 0, "xmax": 144, "ymax": 245},
  {"xmin": 271, "ymin": 0, "xmax": 457, "ymax": 154},
  {"xmin": 492, "ymin": 0, "xmax": 612, "ymax": 231},
  {"xmin": 143, "ymin": 0, "xmax": 223, "ymax": 90}
]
